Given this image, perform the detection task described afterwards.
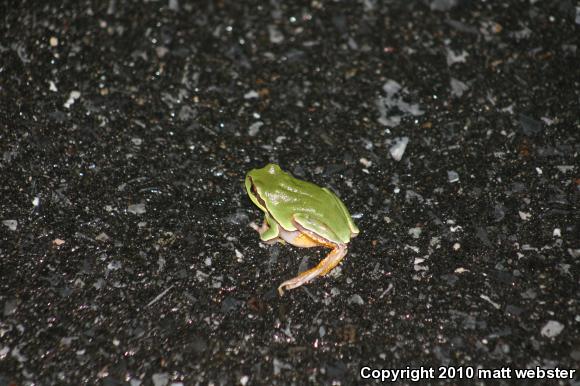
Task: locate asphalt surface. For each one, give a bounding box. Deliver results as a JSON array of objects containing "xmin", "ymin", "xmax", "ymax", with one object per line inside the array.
[{"xmin": 1, "ymin": 1, "xmax": 579, "ymax": 385}]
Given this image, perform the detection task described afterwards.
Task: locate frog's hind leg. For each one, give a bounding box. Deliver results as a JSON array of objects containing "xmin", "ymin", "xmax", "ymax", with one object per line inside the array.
[{"xmin": 277, "ymin": 244, "xmax": 348, "ymax": 295}]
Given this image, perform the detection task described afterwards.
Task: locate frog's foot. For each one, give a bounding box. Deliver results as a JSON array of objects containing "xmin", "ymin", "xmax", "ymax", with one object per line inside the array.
[
  {"xmin": 249, "ymin": 221, "xmax": 266, "ymax": 233},
  {"xmin": 277, "ymin": 244, "xmax": 348, "ymax": 296},
  {"xmin": 249, "ymin": 217, "xmax": 284, "ymax": 245}
]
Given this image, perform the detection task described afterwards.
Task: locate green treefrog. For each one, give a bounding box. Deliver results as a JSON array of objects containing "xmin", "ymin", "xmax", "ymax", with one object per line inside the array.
[{"xmin": 245, "ymin": 164, "xmax": 359, "ymax": 295}]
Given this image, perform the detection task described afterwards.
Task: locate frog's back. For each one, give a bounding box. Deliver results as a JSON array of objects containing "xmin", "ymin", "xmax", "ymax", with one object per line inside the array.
[{"xmin": 265, "ymin": 169, "xmax": 357, "ymax": 243}]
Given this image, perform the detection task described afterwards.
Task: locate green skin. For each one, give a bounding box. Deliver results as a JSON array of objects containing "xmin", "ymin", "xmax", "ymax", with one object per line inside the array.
[{"xmin": 245, "ymin": 164, "xmax": 359, "ymax": 295}]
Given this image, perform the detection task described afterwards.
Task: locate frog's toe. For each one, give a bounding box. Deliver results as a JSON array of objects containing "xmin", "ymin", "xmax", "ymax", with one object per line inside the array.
[
  {"xmin": 277, "ymin": 284, "xmax": 286, "ymax": 296},
  {"xmin": 277, "ymin": 278, "xmax": 302, "ymax": 295}
]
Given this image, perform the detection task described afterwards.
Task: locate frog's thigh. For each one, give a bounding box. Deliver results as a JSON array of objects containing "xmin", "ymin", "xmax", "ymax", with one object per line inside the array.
[
  {"xmin": 278, "ymin": 227, "xmax": 322, "ymax": 248},
  {"xmin": 278, "ymin": 244, "xmax": 348, "ymax": 295},
  {"xmin": 292, "ymin": 213, "xmax": 338, "ymax": 247}
]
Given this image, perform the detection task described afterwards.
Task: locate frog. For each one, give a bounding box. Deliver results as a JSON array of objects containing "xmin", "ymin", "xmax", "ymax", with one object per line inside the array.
[{"xmin": 245, "ymin": 163, "xmax": 359, "ymax": 295}]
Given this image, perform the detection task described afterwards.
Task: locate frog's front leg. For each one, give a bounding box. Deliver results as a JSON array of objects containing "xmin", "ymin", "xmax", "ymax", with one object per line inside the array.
[
  {"xmin": 250, "ymin": 214, "xmax": 281, "ymax": 244},
  {"xmin": 277, "ymin": 243, "xmax": 347, "ymax": 296}
]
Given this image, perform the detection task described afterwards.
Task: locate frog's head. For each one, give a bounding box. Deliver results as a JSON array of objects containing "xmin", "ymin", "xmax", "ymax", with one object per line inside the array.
[{"xmin": 245, "ymin": 164, "xmax": 283, "ymax": 212}]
